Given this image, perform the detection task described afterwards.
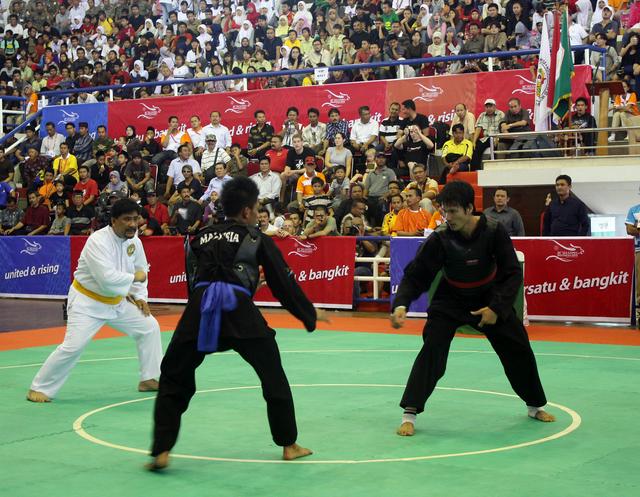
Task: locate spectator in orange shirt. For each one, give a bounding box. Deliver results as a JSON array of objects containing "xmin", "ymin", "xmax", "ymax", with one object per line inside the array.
[
  {"xmin": 610, "ymin": 80, "xmax": 639, "ymax": 141},
  {"xmin": 291, "ymin": 157, "xmax": 326, "ymax": 212},
  {"xmin": 392, "ymin": 186, "xmax": 432, "ymax": 236},
  {"xmin": 38, "ymin": 169, "xmax": 56, "ymax": 209},
  {"xmin": 23, "ymin": 84, "xmax": 38, "ymax": 120}
]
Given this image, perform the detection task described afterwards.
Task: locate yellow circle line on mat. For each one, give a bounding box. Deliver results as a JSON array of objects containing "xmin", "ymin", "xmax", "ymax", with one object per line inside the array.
[
  {"xmin": 2, "ymin": 348, "xmax": 640, "ymax": 370},
  {"xmin": 72, "ymin": 384, "xmax": 582, "ymax": 464}
]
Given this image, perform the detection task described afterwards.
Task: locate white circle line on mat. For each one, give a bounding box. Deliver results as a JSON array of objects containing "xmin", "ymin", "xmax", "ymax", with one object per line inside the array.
[
  {"xmin": 2, "ymin": 348, "xmax": 639, "ymax": 370},
  {"xmin": 72, "ymin": 384, "xmax": 581, "ymax": 464}
]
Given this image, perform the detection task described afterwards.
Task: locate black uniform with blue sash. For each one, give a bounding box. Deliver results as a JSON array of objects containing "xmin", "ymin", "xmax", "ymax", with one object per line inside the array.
[{"xmin": 151, "ymin": 221, "xmax": 318, "ymax": 456}]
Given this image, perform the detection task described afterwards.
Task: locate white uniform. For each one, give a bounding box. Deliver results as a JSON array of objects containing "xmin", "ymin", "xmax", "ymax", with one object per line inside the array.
[{"xmin": 30, "ymin": 227, "xmax": 162, "ymax": 398}]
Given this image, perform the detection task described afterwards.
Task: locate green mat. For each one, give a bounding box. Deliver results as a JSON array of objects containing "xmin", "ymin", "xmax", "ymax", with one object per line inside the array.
[{"xmin": 1, "ymin": 329, "xmax": 639, "ymax": 497}]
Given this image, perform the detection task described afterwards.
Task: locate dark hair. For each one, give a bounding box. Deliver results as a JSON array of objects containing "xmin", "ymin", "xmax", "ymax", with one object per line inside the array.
[
  {"xmin": 575, "ymin": 97, "xmax": 588, "ymax": 106},
  {"xmin": 314, "ymin": 205, "xmax": 328, "ymax": 214},
  {"xmin": 451, "ymin": 123, "xmax": 465, "ymax": 133},
  {"xmin": 78, "ymin": 165, "xmax": 89, "ymax": 172},
  {"xmin": 220, "ymin": 177, "xmax": 259, "ymax": 217},
  {"xmin": 437, "ymin": 180, "xmax": 475, "ymax": 210},
  {"xmin": 179, "ymin": 184, "xmax": 192, "ymax": 193},
  {"xmin": 307, "ymin": 107, "xmax": 319, "ymax": 116},
  {"xmin": 358, "ymin": 105, "xmax": 370, "ymax": 113},
  {"xmin": 286, "ymin": 106, "xmax": 299, "ymax": 116},
  {"xmin": 258, "ymin": 207, "xmax": 270, "ymax": 216},
  {"xmin": 390, "ymin": 194, "xmax": 404, "ymax": 203},
  {"xmin": 555, "ymin": 174, "xmax": 572, "ymax": 185},
  {"xmin": 168, "ymin": 115, "xmax": 179, "ymax": 122},
  {"xmin": 495, "ymin": 186, "xmax": 509, "ymax": 196},
  {"xmin": 328, "ymin": 107, "xmax": 341, "ymax": 116},
  {"xmin": 334, "ymin": 165, "xmax": 346, "ymax": 173},
  {"xmin": 259, "ymin": 156, "xmax": 270, "ymax": 163},
  {"xmin": 311, "ymin": 176, "xmax": 324, "ymax": 186},
  {"xmin": 111, "ymin": 198, "xmax": 141, "ymax": 220},
  {"xmin": 407, "ymin": 186, "xmax": 422, "ymax": 198},
  {"xmin": 254, "ymin": 109, "xmax": 265, "ymax": 117},
  {"xmin": 401, "ymin": 99, "xmax": 416, "ymax": 111}
]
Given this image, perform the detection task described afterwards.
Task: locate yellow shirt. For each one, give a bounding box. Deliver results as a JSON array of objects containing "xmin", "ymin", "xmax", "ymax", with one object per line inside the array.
[
  {"xmin": 53, "ymin": 154, "xmax": 79, "ymax": 181},
  {"xmin": 441, "ymin": 138, "xmax": 474, "ymax": 159},
  {"xmin": 403, "ymin": 179, "xmax": 438, "ymax": 199},
  {"xmin": 381, "ymin": 211, "xmax": 398, "ymax": 236}
]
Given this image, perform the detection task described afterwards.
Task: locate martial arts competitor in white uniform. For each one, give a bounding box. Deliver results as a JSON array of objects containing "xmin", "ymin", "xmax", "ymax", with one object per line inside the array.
[{"xmin": 27, "ymin": 199, "xmax": 163, "ymax": 402}]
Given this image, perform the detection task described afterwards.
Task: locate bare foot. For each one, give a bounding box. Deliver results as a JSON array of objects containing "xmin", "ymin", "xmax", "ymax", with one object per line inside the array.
[
  {"xmin": 531, "ymin": 410, "xmax": 556, "ymax": 422},
  {"xmin": 396, "ymin": 422, "xmax": 415, "ymax": 436},
  {"xmin": 138, "ymin": 379, "xmax": 160, "ymax": 392},
  {"xmin": 26, "ymin": 390, "xmax": 51, "ymax": 403},
  {"xmin": 145, "ymin": 451, "xmax": 170, "ymax": 471},
  {"xmin": 282, "ymin": 443, "xmax": 313, "ymax": 460}
]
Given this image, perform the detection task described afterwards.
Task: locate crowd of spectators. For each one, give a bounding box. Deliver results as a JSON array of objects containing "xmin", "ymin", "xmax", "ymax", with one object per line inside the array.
[{"xmin": 0, "ymin": 0, "xmax": 638, "ymax": 112}]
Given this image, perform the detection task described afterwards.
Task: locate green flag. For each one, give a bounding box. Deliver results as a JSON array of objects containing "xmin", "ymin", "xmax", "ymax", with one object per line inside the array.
[{"xmin": 552, "ymin": 10, "xmax": 575, "ymax": 121}]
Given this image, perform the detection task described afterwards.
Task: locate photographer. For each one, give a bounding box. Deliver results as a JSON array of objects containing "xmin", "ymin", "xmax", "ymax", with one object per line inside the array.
[{"xmin": 394, "ymin": 124, "xmax": 434, "ymax": 178}]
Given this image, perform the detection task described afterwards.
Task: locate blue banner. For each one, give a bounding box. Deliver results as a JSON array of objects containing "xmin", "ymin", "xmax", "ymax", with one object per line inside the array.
[
  {"xmin": 390, "ymin": 237, "xmax": 429, "ymax": 315},
  {"xmin": 40, "ymin": 102, "xmax": 108, "ymax": 139},
  {"xmin": 0, "ymin": 237, "xmax": 71, "ymax": 297}
]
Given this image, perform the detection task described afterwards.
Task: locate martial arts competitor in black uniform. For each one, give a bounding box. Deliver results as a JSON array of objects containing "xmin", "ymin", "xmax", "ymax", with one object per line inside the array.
[
  {"xmin": 148, "ymin": 177, "xmax": 329, "ymax": 470},
  {"xmin": 391, "ymin": 181, "xmax": 555, "ymax": 437}
]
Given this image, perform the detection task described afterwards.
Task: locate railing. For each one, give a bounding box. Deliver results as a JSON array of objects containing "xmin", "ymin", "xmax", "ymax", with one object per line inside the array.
[
  {"xmin": 30, "ymin": 44, "xmax": 605, "ymax": 102},
  {"xmin": 0, "ymin": 110, "xmax": 42, "ymax": 153},
  {"xmin": 0, "ymin": 44, "xmax": 605, "ymax": 147},
  {"xmin": 487, "ymin": 126, "xmax": 640, "ymax": 159},
  {"xmin": 354, "ymin": 236, "xmax": 392, "ymax": 304}
]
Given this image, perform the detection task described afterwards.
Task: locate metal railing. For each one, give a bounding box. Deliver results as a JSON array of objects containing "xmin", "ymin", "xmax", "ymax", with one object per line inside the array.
[
  {"xmin": 487, "ymin": 126, "xmax": 640, "ymax": 159},
  {"xmin": 354, "ymin": 235, "xmax": 392, "ymax": 304}
]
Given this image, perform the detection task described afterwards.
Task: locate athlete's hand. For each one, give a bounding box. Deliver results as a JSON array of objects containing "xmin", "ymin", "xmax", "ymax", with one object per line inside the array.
[
  {"xmin": 127, "ymin": 296, "xmax": 151, "ymax": 316},
  {"xmin": 470, "ymin": 307, "xmax": 498, "ymax": 328},
  {"xmin": 390, "ymin": 307, "xmax": 407, "ymax": 329},
  {"xmin": 133, "ymin": 270, "xmax": 147, "ymax": 283},
  {"xmin": 316, "ymin": 309, "xmax": 331, "ymax": 323}
]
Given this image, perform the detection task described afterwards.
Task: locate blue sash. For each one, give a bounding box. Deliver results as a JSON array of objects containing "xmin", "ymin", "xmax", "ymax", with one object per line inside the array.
[{"xmin": 195, "ymin": 281, "xmax": 251, "ymax": 353}]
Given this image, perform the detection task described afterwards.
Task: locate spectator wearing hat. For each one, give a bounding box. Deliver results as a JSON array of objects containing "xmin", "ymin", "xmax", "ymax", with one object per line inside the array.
[
  {"xmin": 15, "ymin": 126, "xmax": 42, "ymax": 164},
  {"xmin": 73, "ymin": 122, "xmax": 94, "ymax": 164},
  {"xmin": 473, "ymin": 98, "xmax": 505, "ymax": 168},
  {"xmin": 291, "ymin": 156, "xmax": 326, "ymax": 213},
  {"xmin": 201, "ymin": 134, "xmax": 232, "ymax": 183},
  {"xmin": 144, "ymin": 191, "xmax": 171, "ymax": 236}
]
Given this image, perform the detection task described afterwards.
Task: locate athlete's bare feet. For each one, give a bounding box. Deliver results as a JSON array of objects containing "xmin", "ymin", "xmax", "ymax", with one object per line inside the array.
[
  {"xmin": 530, "ymin": 410, "xmax": 556, "ymax": 422},
  {"xmin": 138, "ymin": 379, "xmax": 160, "ymax": 392},
  {"xmin": 282, "ymin": 443, "xmax": 313, "ymax": 460},
  {"xmin": 396, "ymin": 422, "xmax": 415, "ymax": 436},
  {"xmin": 145, "ymin": 451, "xmax": 170, "ymax": 471},
  {"xmin": 26, "ymin": 390, "xmax": 51, "ymax": 403}
]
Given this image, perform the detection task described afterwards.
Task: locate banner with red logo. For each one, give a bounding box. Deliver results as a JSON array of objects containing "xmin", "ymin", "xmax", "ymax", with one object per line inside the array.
[
  {"xmin": 68, "ymin": 235, "xmax": 355, "ymax": 308},
  {"xmin": 107, "ymin": 66, "xmax": 592, "ymax": 145},
  {"xmin": 254, "ymin": 236, "xmax": 356, "ymax": 309},
  {"xmin": 512, "ymin": 237, "xmax": 634, "ymax": 322}
]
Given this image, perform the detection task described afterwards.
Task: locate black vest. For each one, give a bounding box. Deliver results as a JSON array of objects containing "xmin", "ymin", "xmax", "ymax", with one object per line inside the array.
[{"xmin": 436, "ymin": 216, "xmax": 498, "ymax": 295}]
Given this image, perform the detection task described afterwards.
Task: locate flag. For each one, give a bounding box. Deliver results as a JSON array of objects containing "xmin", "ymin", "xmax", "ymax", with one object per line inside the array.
[
  {"xmin": 552, "ymin": 9, "xmax": 575, "ymax": 122},
  {"xmin": 534, "ymin": 13, "xmax": 552, "ymax": 131}
]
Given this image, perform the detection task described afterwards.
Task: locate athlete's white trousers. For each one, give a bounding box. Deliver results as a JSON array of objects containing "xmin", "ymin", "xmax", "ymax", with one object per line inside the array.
[{"xmin": 30, "ymin": 287, "xmax": 162, "ymax": 398}]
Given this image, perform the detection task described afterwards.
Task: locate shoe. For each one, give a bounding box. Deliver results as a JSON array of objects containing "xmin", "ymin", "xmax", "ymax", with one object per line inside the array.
[
  {"xmin": 138, "ymin": 379, "xmax": 159, "ymax": 392},
  {"xmin": 608, "ymin": 134, "xmax": 616, "ymax": 142}
]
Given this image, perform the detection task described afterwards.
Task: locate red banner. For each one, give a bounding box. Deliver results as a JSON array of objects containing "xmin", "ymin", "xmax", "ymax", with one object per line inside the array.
[
  {"xmin": 69, "ymin": 235, "xmax": 355, "ymax": 308},
  {"xmin": 512, "ymin": 237, "xmax": 634, "ymax": 322},
  {"xmin": 254, "ymin": 236, "xmax": 356, "ymax": 309},
  {"xmin": 108, "ymin": 66, "xmax": 592, "ymax": 143}
]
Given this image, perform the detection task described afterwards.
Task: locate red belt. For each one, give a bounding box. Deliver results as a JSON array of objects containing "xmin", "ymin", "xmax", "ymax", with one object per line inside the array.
[{"xmin": 444, "ymin": 268, "xmax": 497, "ymax": 289}]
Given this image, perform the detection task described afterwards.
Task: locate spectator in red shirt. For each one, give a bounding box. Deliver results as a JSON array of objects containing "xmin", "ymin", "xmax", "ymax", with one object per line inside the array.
[
  {"xmin": 116, "ymin": 17, "xmax": 136, "ymax": 44},
  {"xmin": 144, "ymin": 191, "xmax": 171, "ymax": 235},
  {"xmin": 73, "ymin": 165, "xmax": 99, "ymax": 206},
  {"xmin": 6, "ymin": 191, "xmax": 49, "ymax": 235},
  {"xmin": 265, "ymin": 135, "xmax": 288, "ymax": 173}
]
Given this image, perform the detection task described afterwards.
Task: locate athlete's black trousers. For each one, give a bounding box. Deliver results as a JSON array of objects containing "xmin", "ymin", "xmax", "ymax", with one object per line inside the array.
[
  {"xmin": 400, "ymin": 308, "xmax": 547, "ymax": 414},
  {"xmin": 151, "ymin": 317, "xmax": 297, "ymax": 456}
]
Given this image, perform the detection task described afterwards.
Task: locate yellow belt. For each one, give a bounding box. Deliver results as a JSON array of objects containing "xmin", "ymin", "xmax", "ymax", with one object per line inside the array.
[{"xmin": 72, "ymin": 279, "xmax": 123, "ymax": 305}]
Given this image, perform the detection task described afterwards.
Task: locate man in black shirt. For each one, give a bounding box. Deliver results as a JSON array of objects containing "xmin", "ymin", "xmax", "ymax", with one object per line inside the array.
[
  {"xmin": 170, "ymin": 185, "xmax": 202, "ymax": 235},
  {"xmin": 282, "ymin": 134, "xmax": 315, "ymax": 201},
  {"xmin": 542, "ymin": 174, "xmax": 590, "ymax": 236},
  {"xmin": 399, "ymin": 99, "xmax": 430, "ymax": 135},
  {"xmin": 68, "ymin": 191, "xmax": 95, "ymax": 235},
  {"xmin": 248, "ymin": 109, "xmax": 275, "ymax": 158},
  {"xmin": 148, "ymin": 177, "xmax": 329, "ymax": 470},
  {"xmin": 563, "ymin": 97, "xmax": 597, "ymax": 152},
  {"xmin": 391, "ymin": 181, "xmax": 554, "ymax": 437}
]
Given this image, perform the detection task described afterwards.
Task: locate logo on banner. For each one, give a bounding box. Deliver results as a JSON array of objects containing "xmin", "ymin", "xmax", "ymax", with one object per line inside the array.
[
  {"xmin": 225, "ymin": 97, "xmax": 251, "ymax": 114},
  {"xmin": 413, "ymin": 83, "xmax": 444, "ymax": 103},
  {"xmin": 545, "ymin": 240, "xmax": 584, "ymax": 263},
  {"xmin": 57, "ymin": 110, "xmax": 79, "ymax": 125},
  {"xmin": 512, "ymin": 75, "xmax": 536, "ymax": 96},
  {"xmin": 137, "ymin": 103, "xmax": 162, "ymax": 120},
  {"xmin": 287, "ymin": 238, "xmax": 318, "ymax": 258},
  {"xmin": 321, "ymin": 90, "xmax": 351, "ymax": 108},
  {"xmin": 19, "ymin": 239, "xmax": 42, "ymax": 256},
  {"xmin": 535, "ymin": 63, "xmax": 549, "ymax": 101}
]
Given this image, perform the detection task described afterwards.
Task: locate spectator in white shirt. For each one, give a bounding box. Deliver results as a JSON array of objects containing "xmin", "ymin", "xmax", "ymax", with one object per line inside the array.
[
  {"xmin": 201, "ymin": 134, "xmax": 232, "ymax": 182},
  {"xmin": 165, "ymin": 144, "xmax": 202, "ymax": 199},
  {"xmin": 202, "ymin": 110, "xmax": 232, "ymax": 151},
  {"xmin": 351, "ymin": 105, "xmax": 380, "ymax": 155},
  {"xmin": 187, "ymin": 115, "xmax": 206, "ymax": 160},
  {"xmin": 199, "ymin": 162, "xmax": 233, "ymax": 203},
  {"xmin": 251, "ymin": 156, "xmax": 282, "ymax": 218},
  {"xmin": 302, "ymin": 107, "xmax": 328, "ymax": 155},
  {"xmin": 40, "ymin": 122, "xmax": 66, "ymax": 159}
]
